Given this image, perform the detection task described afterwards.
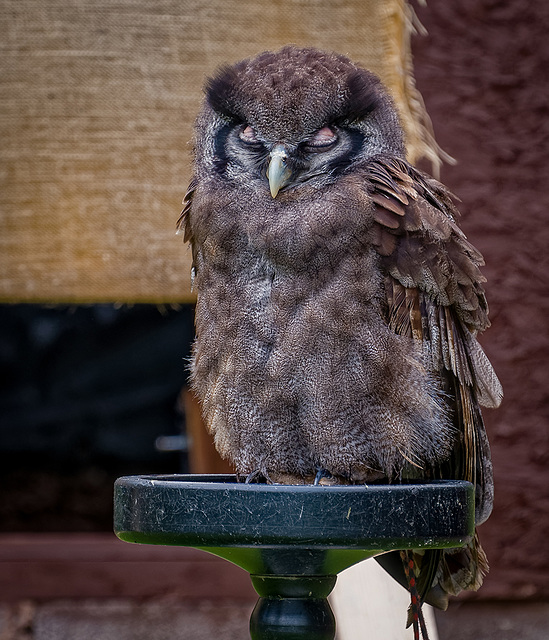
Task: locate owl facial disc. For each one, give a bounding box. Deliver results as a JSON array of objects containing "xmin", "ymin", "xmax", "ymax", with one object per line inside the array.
[{"xmin": 267, "ymin": 145, "xmax": 292, "ymax": 198}]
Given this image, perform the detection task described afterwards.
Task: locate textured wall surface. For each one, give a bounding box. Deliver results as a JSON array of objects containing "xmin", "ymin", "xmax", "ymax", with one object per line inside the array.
[{"xmin": 413, "ymin": 0, "xmax": 549, "ymax": 600}]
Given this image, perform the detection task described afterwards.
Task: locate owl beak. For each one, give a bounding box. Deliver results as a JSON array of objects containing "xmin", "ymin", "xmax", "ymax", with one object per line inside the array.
[{"xmin": 267, "ymin": 145, "xmax": 291, "ymax": 198}]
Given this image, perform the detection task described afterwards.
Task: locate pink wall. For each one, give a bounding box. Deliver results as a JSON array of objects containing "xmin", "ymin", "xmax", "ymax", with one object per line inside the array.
[{"xmin": 413, "ymin": 1, "xmax": 549, "ymax": 600}]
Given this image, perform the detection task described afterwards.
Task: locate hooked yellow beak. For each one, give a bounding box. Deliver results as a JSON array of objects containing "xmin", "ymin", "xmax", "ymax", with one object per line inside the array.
[{"xmin": 267, "ymin": 145, "xmax": 292, "ymax": 198}]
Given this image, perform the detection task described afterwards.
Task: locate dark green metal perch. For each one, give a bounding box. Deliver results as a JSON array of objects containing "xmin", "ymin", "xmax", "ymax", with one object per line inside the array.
[{"xmin": 114, "ymin": 474, "xmax": 474, "ymax": 639}]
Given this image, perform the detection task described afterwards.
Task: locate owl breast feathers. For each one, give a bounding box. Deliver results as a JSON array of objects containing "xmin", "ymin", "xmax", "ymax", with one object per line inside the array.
[{"xmin": 179, "ymin": 46, "xmax": 502, "ymax": 610}]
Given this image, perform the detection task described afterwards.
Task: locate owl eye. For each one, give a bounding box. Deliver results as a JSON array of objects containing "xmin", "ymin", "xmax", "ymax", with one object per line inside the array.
[
  {"xmin": 305, "ymin": 126, "xmax": 338, "ymax": 150},
  {"xmin": 239, "ymin": 125, "xmax": 261, "ymax": 145}
]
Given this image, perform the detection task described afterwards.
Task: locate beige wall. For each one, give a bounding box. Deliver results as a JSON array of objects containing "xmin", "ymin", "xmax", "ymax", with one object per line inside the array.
[{"xmin": 1, "ymin": 0, "xmax": 432, "ymax": 303}]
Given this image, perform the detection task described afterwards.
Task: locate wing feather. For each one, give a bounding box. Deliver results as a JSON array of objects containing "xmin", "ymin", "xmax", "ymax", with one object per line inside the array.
[
  {"xmin": 177, "ymin": 176, "xmax": 199, "ymax": 279},
  {"xmin": 177, "ymin": 176, "xmax": 198, "ymax": 244},
  {"xmin": 367, "ymin": 156, "xmax": 500, "ymax": 607},
  {"xmin": 366, "ymin": 156, "xmax": 501, "ymax": 408}
]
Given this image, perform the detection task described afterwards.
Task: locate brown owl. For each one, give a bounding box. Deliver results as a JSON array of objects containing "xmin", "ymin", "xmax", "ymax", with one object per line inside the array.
[{"xmin": 178, "ymin": 46, "xmax": 502, "ymax": 634}]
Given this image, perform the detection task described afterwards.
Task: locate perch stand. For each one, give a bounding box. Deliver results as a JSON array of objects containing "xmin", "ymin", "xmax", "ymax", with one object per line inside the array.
[{"xmin": 114, "ymin": 474, "xmax": 474, "ymax": 639}]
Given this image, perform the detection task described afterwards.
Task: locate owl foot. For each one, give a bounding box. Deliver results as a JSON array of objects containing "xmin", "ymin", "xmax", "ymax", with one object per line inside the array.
[
  {"xmin": 313, "ymin": 468, "xmax": 333, "ymax": 486},
  {"xmin": 244, "ymin": 469, "xmax": 270, "ymax": 484}
]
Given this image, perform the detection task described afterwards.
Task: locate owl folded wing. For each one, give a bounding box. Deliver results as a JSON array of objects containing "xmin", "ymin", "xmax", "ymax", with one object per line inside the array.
[{"xmin": 366, "ymin": 156, "xmax": 502, "ymax": 524}]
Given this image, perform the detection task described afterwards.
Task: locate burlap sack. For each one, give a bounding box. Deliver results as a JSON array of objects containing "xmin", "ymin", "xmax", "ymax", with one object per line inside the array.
[{"xmin": 0, "ymin": 0, "xmax": 439, "ymax": 303}]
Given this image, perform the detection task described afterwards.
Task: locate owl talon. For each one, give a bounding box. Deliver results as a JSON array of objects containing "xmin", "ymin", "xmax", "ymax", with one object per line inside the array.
[
  {"xmin": 244, "ymin": 470, "xmax": 269, "ymax": 484},
  {"xmin": 314, "ymin": 468, "xmax": 332, "ymax": 485}
]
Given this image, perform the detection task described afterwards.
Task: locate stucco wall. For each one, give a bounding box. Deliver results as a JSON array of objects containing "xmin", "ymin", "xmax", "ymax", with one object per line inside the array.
[{"xmin": 413, "ymin": 0, "xmax": 549, "ymax": 600}]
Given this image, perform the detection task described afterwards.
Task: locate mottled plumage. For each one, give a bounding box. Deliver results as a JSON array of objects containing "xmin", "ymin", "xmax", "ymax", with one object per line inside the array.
[{"xmin": 179, "ymin": 46, "xmax": 502, "ymax": 632}]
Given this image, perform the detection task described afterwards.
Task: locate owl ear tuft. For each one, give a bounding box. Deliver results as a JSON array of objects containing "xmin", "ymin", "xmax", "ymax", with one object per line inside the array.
[
  {"xmin": 342, "ymin": 70, "xmax": 383, "ymax": 123},
  {"xmin": 205, "ymin": 65, "xmax": 243, "ymax": 121}
]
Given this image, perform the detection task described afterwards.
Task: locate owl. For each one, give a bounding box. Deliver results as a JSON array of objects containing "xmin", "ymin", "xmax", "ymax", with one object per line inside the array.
[{"xmin": 178, "ymin": 46, "xmax": 502, "ymax": 634}]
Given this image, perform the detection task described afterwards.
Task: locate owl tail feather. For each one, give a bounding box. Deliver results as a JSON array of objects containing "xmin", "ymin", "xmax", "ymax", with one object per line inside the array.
[{"xmin": 400, "ymin": 550, "xmax": 431, "ymax": 640}]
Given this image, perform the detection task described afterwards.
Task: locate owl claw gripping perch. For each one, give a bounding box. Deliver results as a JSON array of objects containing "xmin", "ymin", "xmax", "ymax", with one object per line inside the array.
[{"xmin": 178, "ymin": 46, "xmax": 502, "ymax": 638}]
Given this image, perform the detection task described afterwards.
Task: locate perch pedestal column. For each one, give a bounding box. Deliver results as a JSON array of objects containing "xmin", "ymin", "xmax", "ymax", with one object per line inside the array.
[{"xmin": 250, "ymin": 575, "xmax": 336, "ymax": 640}]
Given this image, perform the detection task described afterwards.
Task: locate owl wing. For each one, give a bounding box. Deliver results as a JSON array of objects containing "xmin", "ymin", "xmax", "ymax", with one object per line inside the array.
[
  {"xmin": 366, "ymin": 156, "xmax": 502, "ymax": 607},
  {"xmin": 367, "ymin": 155, "xmax": 501, "ymax": 516}
]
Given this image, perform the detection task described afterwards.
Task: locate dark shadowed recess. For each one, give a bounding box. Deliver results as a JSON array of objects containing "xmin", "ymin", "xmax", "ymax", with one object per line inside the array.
[{"xmin": 0, "ymin": 304, "xmax": 195, "ymax": 532}]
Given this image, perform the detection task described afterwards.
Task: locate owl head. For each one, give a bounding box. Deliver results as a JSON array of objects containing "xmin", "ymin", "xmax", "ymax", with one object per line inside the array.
[{"xmin": 194, "ymin": 46, "xmax": 405, "ymax": 198}]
